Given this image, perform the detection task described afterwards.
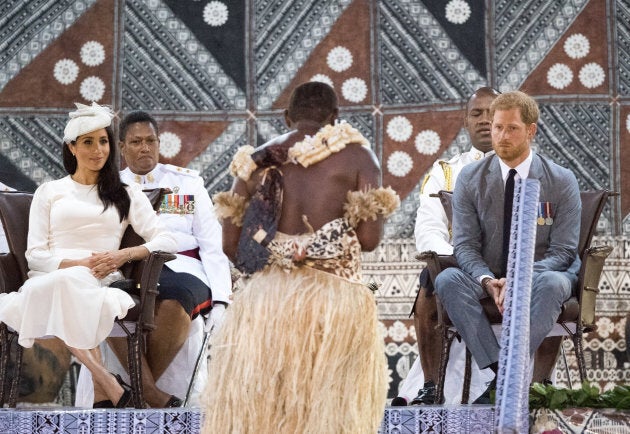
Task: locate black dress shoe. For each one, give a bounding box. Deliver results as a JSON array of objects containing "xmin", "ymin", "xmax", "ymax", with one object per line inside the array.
[
  {"xmin": 410, "ymin": 380, "xmax": 437, "ymax": 405},
  {"xmin": 93, "ymin": 400, "xmax": 114, "ymax": 408},
  {"xmin": 165, "ymin": 395, "xmax": 183, "ymax": 408},
  {"xmin": 390, "ymin": 396, "xmax": 408, "ymax": 407},
  {"xmin": 472, "ymin": 378, "xmax": 496, "ymax": 405}
]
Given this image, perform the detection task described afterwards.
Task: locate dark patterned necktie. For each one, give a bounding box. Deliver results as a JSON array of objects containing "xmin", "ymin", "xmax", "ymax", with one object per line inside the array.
[{"xmin": 501, "ymin": 169, "xmax": 517, "ymax": 277}]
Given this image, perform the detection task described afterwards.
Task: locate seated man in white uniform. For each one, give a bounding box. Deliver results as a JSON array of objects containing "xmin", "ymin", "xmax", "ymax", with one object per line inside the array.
[{"xmin": 76, "ymin": 111, "xmax": 232, "ymax": 407}]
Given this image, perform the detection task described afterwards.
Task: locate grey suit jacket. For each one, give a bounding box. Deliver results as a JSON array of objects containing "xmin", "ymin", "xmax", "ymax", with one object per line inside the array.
[{"xmin": 452, "ymin": 152, "xmax": 581, "ymax": 281}]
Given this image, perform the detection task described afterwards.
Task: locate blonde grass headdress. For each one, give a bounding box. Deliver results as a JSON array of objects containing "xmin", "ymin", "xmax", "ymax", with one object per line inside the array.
[{"xmin": 63, "ymin": 102, "xmax": 114, "ymax": 144}]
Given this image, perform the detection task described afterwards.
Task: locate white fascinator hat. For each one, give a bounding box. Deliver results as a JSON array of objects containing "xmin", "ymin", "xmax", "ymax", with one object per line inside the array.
[{"xmin": 63, "ymin": 102, "xmax": 115, "ymax": 144}]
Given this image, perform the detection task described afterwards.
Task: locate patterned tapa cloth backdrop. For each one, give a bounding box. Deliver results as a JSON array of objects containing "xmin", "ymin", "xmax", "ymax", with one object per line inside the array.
[{"xmin": 0, "ymin": 0, "xmax": 628, "ymax": 399}]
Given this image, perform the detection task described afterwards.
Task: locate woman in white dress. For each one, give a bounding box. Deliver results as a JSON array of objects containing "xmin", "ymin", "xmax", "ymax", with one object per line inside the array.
[{"xmin": 0, "ymin": 103, "xmax": 176, "ymax": 408}]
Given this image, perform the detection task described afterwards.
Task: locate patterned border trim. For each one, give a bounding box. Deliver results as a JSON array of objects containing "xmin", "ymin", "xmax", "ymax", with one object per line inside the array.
[
  {"xmin": 379, "ymin": 406, "xmax": 496, "ymax": 434},
  {"xmin": 0, "ymin": 408, "xmax": 202, "ymax": 434}
]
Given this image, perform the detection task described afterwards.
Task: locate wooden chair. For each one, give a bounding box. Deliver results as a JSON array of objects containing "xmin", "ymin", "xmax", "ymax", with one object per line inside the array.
[
  {"xmin": 418, "ymin": 189, "xmax": 614, "ymax": 403},
  {"xmin": 0, "ymin": 189, "xmax": 175, "ymax": 408},
  {"xmin": 0, "ymin": 191, "xmax": 31, "ymax": 408}
]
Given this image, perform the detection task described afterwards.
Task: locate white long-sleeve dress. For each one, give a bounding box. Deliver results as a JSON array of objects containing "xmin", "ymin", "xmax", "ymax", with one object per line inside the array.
[{"xmin": 0, "ymin": 176, "xmax": 177, "ymax": 349}]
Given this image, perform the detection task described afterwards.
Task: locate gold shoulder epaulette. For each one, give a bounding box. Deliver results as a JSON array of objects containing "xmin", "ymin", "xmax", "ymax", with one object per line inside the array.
[{"xmin": 163, "ymin": 164, "xmax": 199, "ymax": 178}]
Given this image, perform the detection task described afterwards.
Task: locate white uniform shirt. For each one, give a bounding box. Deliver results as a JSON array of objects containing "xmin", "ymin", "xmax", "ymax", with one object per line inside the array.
[
  {"xmin": 414, "ymin": 148, "xmax": 494, "ymax": 254},
  {"xmin": 0, "ymin": 181, "xmax": 15, "ymax": 253},
  {"xmin": 121, "ymin": 164, "xmax": 232, "ymax": 304}
]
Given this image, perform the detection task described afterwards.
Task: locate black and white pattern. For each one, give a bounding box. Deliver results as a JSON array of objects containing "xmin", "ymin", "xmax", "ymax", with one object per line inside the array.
[{"xmin": 0, "ymin": 0, "xmax": 628, "ymax": 401}]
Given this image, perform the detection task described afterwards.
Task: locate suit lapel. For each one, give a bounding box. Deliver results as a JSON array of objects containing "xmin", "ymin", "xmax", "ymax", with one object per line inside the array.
[
  {"xmin": 525, "ymin": 153, "xmax": 544, "ymax": 198},
  {"xmin": 485, "ymin": 156, "xmax": 503, "ymax": 211}
]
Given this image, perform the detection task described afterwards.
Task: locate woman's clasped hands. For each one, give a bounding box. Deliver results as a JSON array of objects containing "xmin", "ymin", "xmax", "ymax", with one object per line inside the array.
[{"xmin": 83, "ymin": 250, "xmax": 129, "ymax": 279}]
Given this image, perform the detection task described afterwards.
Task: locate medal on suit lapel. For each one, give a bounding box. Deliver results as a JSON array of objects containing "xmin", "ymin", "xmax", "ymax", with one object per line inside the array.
[
  {"xmin": 545, "ymin": 202, "xmax": 554, "ymax": 225},
  {"xmin": 537, "ymin": 203, "xmax": 545, "ymax": 225}
]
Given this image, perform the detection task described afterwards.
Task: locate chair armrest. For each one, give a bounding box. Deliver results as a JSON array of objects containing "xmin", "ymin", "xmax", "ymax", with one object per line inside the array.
[
  {"xmin": 0, "ymin": 254, "xmax": 24, "ymax": 294},
  {"xmin": 416, "ymin": 251, "xmax": 442, "ymax": 284},
  {"xmin": 120, "ymin": 251, "xmax": 176, "ymax": 331},
  {"xmin": 578, "ymin": 245, "xmax": 613, "ymax": 329},
  {"xmin": 415, "ymin": 251, "xmax": 459, "ymax": 283},
  {"xmin": 415, "ymin": 251, "xmax": 437, "ymax": 262}
]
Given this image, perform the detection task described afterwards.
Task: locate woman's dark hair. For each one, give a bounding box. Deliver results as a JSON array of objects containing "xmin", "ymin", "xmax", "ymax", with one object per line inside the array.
[{"xmin": 62, "ymin": 125, "xmax": 130, "ymax": 221}]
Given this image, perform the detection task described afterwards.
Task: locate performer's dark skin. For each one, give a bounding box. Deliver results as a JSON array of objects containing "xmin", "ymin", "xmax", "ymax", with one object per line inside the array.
[{"xmin": 222, "ymin": 84, "xmax": 383, "ymax": 260}]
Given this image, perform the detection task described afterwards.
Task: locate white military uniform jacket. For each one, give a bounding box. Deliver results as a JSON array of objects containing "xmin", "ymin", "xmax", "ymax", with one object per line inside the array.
[
  {"xmin": 120, "ymin": 164, "xmax": 231, "ymax": 304},
  {"xmin": 414, "ymin": 147, "xmax": 494, "ymax": 254},
  {"xmin": 0, "ymin": 181, "xmax": 15, "ymax": 253}
]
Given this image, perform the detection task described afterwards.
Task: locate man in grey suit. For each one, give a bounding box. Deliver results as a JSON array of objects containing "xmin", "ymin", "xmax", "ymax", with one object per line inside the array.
[{"xmin": 434, "ymin": 90, "xmax": 581, "ymax": 403}]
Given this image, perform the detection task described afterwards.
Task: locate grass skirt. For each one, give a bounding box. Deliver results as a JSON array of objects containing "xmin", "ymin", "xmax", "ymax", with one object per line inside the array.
[{"xmin": 202, "ymin": 265, "xmax": 387, "ymax": 434}]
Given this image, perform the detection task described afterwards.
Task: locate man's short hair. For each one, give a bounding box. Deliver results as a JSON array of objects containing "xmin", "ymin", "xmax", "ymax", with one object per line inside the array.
[
  {"xmin": 119, "ymin": 111, "xmax": 159, "ymax": 141},
  {"xmin": 490, "ymin": 90, "xmax": 539, "ymax": 125},
  {"xmin": 466, "ymin": 86, "xmax": 501, "ymax": 111},
  {"xmin": 287, "ymin": 82, "xmax": 338, "ymax": 123}
]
